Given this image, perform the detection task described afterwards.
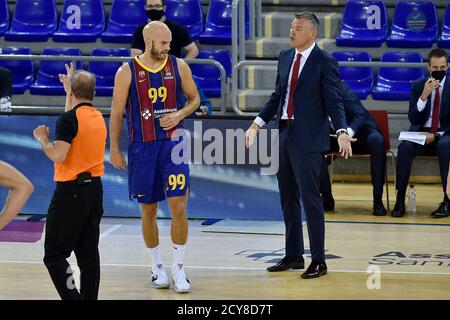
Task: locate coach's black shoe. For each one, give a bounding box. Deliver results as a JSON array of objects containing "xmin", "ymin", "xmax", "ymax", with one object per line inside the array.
[
  {"xmin": 323, "ymin": 195, "xmax": 335, "ymax": 212},
  {"xmin": 267, "ymin": 256, "xmax": 304, "ymax": 272},
  {"xmin": 391, "ymin": 201, "xmax": 406, "ymax": 218},
  {"xmin": 431, "ymin": 202, "xmax": 449, "ymax": 218},
  {"xmin": 301, "ymin": 261, "xmax": 327, "ymax": 279},
  {"xmin": 373, "ymin": 200, "xmax": 387, "ymax": 216}
]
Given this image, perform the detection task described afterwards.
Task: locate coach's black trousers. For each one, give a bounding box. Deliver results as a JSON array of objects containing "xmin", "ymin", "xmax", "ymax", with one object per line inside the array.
[{"xmin": 44, "ymin": 178, "xmax": 103, "ymax": 300}]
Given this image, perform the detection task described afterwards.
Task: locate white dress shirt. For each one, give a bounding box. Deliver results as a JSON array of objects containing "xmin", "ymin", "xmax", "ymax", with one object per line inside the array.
[
  {"xmin": 416, "ymin": 76, "xmax": 445, "ymax": 134},
  {"xmin": 254, "ymin": 42, "xmax": 316, "ymax": 128}
]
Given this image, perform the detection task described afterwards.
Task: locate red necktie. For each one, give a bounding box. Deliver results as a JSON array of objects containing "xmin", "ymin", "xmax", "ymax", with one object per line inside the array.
[
  {"xmin": 431, "ymin": 87, "xmax": 440, "ymax": 133},
  {"xmin": 287, "ymin": 53, "xmax": 301, "ymax": 119}
]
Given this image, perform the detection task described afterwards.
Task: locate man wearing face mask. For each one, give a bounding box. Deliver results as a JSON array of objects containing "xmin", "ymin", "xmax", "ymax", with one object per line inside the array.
[
  {"xmin": 392, "ymin": 48, "xmax": 450, "ymax": 218},
  {"xmin": 131, "ymin": 0, "xmax": 199, "ymax": 59}
]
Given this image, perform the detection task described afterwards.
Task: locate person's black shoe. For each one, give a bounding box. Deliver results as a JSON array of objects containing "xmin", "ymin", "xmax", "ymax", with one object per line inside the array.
[
  {"xmin": 391, "ymin": 201, "xmax": 406, "ymax": 217},
  {"xmin": 323, "ymin": 195, "xmax": 335, "ymax": 212},
  {"xmin": 373, "ymin": 200, "xmax": 387, "ymax": 216},
  {"xmin": 267, "ymin": 256, "xmax": 304, "ymax": 272},
  {"xmin": 431, "ymin": 202, "xmax": 449, "ymax": 218},
  {"xmin": 301, "ymin": 261, "xmax": 328, "ymax": 279}
]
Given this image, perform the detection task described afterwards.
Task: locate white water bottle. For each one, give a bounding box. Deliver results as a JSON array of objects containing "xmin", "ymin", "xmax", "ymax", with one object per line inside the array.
[
  {"xmin": 407, "ymin": 184, "xmax": 416, "ymax": 215},
  {"xmin": 0, "ymin": 96, "xmax": 12, "ymax": 112}
]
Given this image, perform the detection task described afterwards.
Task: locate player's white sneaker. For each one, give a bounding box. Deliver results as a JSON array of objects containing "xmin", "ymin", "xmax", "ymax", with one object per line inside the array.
[
  {"xmin": 171, "ymin": 264, "xmax": 191, "ymax": 293},
  {"xmin": 151, "ymin": 264, "xmax": 170, "ymax": 289}
]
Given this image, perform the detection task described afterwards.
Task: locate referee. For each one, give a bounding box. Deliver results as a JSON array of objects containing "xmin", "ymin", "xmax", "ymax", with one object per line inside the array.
[{"xmin": 33, "ymin": 65, "xmax": 107, "ymax": 300}]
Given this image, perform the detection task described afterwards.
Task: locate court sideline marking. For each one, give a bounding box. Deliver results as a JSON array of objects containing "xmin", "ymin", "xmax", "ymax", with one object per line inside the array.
[
  {"xmin": 0, "ymin": 260, "xmax": 449, "ymax": 276},
  {"xmin": 99, "ymin": 224, "xmax": 122, "ymax": 239}
]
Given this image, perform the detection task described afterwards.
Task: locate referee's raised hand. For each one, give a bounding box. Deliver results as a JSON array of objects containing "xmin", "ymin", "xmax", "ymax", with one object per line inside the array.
[{"xmin": 58, "ymin": 62, "xmax": 75, "ymax": 94}]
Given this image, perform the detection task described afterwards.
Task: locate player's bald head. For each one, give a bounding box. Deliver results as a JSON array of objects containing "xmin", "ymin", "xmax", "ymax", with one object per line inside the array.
[
  {"xmin": 142, "ymin": 21, "xmax": 172, "ymax": 61},
  {"xmin": 143, "ymin": 21, "xmax": 172, "ymax": 42}
]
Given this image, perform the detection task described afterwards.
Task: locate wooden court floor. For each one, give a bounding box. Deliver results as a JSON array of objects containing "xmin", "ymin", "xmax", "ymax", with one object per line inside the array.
[{"xmin": 1, "ymin": 182, "xmax": 450, "ymax": 300}]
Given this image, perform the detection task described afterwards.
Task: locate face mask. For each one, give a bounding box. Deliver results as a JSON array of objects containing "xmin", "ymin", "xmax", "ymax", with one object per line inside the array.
[
  {"xmin": 431, "ymin": 70, "xmax": 447, "ymax": 82},
  {"xmin": 146, "ymin": 9, "xmax": 164, "ymax": 21}
]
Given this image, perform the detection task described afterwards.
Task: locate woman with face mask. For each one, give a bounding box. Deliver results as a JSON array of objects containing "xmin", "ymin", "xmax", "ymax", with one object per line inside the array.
[{"xmin": 130, "ymin": 0, "xmax": 199, "ymax": 59}]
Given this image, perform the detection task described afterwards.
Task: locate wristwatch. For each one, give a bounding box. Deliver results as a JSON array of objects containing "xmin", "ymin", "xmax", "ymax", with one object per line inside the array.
[{"xmin": 336, "ymin": 129, "xmax": 349, "ymax": 138}]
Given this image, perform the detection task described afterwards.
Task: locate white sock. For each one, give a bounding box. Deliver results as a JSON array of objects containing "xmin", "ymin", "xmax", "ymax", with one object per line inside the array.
[
  {"xmin": 148, "ymin": 245, "xmax": 163, "ymax": 267},
  {"xmin": 172, "ymin": 243, "xmax": 186, "ymax": 267}
]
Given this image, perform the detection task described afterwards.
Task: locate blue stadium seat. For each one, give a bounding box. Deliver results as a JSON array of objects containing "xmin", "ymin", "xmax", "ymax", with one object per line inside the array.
[
  {"xmin": 372, "ymin": 52, "xmax": 425, "ymax": 101},
  {"xmin": 5, "ymin": 0, "xmax": 57, "ymax": 42},
  {"xmin": 332, "ymin": 51, "xmax": 373, "ymax": 100},
  {"xmin": 30, "ymin": 48, "xmax": 83, "ymax": 96},
  {"xmin": 386, "ymin": 1, "xmax": 438, "ymax": 48},
  {"xmin": 165, "ymin": 0, "xmax": 203, "ymax": 40},
  {"xmin": 0, "ymin": 47, "xmax": 34, "ymax": 94},
  {"xmin": 53, "ymin": 0, "xmax": 105, "ymax": 42},
  {"xmin": 101, "ymin": 0, "xmax": 147, "ymax": 43},
  {"xmin": 199, "ymin": 0, "xmax": 249, "ymax": 45},
  {"xmin": 437, "ymin": 4, "xmax": 450, "ymax": 48},
  {"xmin": 336, "ymin": 1, "xmax": 388, "ymax": 47},
  {"xmin": 0, "ymin": 0, "xmax": 9, "ymax": 36},
  {"xmin": 89, "ymin": 48, "xmax": 130, "ymax": 96},
  {"xmin": 190, "ymin": 49, "xmax": 231, "ymax": 98}
]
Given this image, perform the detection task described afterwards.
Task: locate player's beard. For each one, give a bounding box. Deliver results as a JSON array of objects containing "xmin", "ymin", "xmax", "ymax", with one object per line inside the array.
[{"xmin": 151, "ymin": 45, "xmax": 167, "ymax": 61}]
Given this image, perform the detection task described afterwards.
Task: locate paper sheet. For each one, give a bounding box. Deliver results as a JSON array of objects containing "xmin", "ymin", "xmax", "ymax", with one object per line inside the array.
[{"xmin": 398, "ymin": 131, "xmax": 427, "ymax": 145}]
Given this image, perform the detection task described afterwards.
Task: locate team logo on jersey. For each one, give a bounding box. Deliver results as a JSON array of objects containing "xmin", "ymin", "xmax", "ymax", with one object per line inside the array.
[
  {"xmin": 141, "ymin": 109, "xmax": 151, "ymax": 120},
  {"xmin": 139, "ymin": 71, "xmax": 146, "ymax": 78},
  {"xmin": 164, "ymin": 66, "xmax": 173, "ymax": 79}
]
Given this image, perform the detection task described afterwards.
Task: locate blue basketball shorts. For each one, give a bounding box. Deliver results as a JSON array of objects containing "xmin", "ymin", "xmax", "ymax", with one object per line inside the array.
[{"xmin": 128, "ymin": 139, "xmax": 190, "ymax": 204}]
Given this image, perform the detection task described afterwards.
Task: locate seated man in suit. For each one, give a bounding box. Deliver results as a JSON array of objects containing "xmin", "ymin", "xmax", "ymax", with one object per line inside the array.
[
  {"xmin": 0, "ymin": 66, "xmax": 13, "ymax": 112},
  {"xmin": 392, "ymin": 48, "xmax": 450, "ymax": 218},
  {"xmin": 320, "ymin": 80, "xmax": 387, "ymax": 216}
]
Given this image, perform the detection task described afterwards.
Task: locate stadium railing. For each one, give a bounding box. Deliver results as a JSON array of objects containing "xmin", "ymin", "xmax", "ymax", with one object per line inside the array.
[{"xmin": 0, "ymin": 53, "xmax": 229, "ymax": 114}]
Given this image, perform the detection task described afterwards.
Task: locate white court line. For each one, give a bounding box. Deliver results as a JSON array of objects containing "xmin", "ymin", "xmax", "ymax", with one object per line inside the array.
[
  {"xmin": 1, "ymin": 260, "xmax": 450, "ymax": 276},
  {"xmin": 99, "ymin": 225, "xmax": 122, "ymax": 239},
  {"xmin": 328, "ymin": 269, "xmax": 450, "ymax": 276}
]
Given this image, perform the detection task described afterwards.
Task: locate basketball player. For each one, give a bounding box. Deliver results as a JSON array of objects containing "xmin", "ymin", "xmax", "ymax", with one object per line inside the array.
[
  {"xmin": 0, "ymin": 161, "xmax": 34, "ymax": 230},
  {"xmin": 109, "ymin": 21, "xmax": 199, "ymax": 293}
]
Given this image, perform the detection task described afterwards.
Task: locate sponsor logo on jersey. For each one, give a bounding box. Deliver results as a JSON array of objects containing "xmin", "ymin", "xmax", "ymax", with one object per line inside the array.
[
  {"xmin": 141, "ymin": 109, "xmax": 151, "ymax": 120},
  {"xmin": 153, "ymin": 107, "xmax": 178, "ymax": 119}
]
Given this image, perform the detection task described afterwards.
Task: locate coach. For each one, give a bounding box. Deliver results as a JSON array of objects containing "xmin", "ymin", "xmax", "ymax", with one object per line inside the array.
[{"xmin": 246, "ymin": 12, "xmax": 354, "ymax": 279}]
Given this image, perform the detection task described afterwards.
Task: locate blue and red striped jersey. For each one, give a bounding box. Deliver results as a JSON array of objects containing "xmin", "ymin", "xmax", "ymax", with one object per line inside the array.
[{"xmin": 126, "ymin": 55, "xmax": 184, "ymax": 142}]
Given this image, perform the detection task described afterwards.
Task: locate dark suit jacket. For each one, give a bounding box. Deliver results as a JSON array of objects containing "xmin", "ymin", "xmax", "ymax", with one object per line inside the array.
[
  {"xmin": 340, "ymin": 80, "xmax": 381, "ymax": 136},
  {"xmin": 258, "ymin": 45, "xmax": 347, "ymax": 153},
  {"xmin": 408, "ymin": 77, "xmax": 450, "ymax": 133}
]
